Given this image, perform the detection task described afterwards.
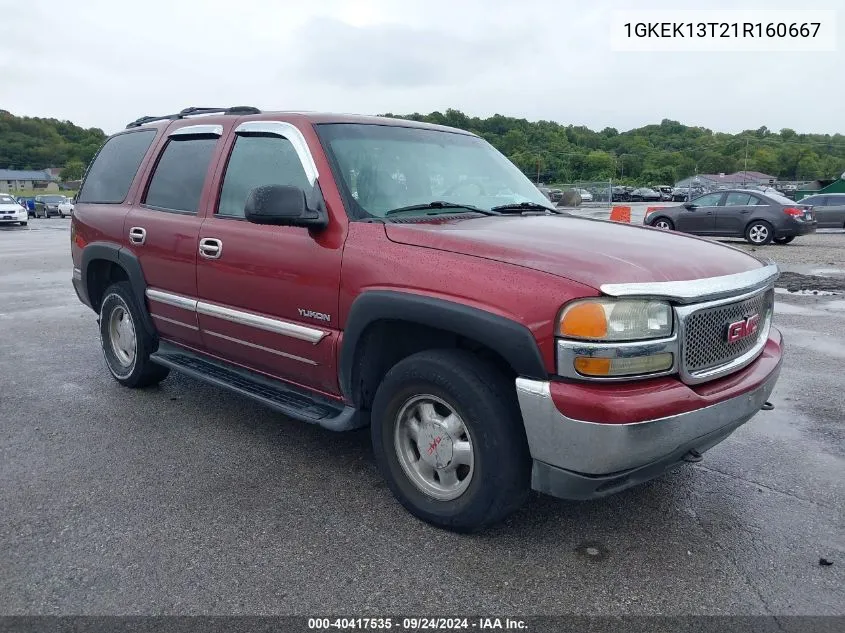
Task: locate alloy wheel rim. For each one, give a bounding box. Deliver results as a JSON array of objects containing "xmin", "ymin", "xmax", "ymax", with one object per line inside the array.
[
  {"xmin": 749, "ymin": 225, "xmax": 768, "ymax": 243},
  {"xmin": 393, "ymin": 394, "xmax": 474, "ymax": 501},
  {"xmin": 655, "ymin": 220, "xmax": 670, "ymax": 230},
  {"xmin": 108, "ymin": 305, "xmax": 137, "ymax": 368}
]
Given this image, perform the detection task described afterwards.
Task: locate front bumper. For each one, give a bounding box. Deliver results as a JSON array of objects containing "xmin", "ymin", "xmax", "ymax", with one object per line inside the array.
[
  {"xmin": 0, "ymin": 211, "xmax": 28, "ymax": 223},
  {"xmin": 516, "ymin": 327, "xmax": 782, "ymax": 500}
]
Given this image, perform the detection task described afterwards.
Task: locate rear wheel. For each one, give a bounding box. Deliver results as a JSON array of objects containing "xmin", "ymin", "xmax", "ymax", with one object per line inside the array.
[
  {"xmin": 652, "ymin": 217, "xmax": 674, "ymax": 230},
  {"xmin": 371, "ymin": 349, "xmax": 531, "ymax": 532},
  {"xmin": 774, "ymin": 236, "xmax": 794, "ymax": 245},
  {"xmin": 745, "ymin": 221, "xmax": 774, "ymax": 245},
  {"xmin": 99, "ymin": 282, "xmax": 169, "ymax": 388}
]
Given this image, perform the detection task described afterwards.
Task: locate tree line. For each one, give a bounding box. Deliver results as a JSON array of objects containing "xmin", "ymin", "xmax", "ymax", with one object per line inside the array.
[
  {"xmin": 2, "ymin": 108, "xmax": 844, "ymax": 187},
  {"xmin": 385, "ymin": 109, "xmax": 845, "ymax": 186},
  {"xmin": 0, "ymin": 110, "xmax": 106, "ymax": 181}
]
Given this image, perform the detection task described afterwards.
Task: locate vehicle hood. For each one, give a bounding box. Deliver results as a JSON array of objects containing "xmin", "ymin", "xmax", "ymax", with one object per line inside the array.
[
  {"xmin": 384, "ymin": 215, "xmax": 765, "ymax": 288},
  {"xmin": 0, "ymin": 203, "xmax": 23, "ymax": 211}
]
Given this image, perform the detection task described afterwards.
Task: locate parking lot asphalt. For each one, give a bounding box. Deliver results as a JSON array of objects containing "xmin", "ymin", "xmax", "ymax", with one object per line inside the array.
[{"xmin": 1, "ymin": 220, "xmax": 843, "ymax": 616}]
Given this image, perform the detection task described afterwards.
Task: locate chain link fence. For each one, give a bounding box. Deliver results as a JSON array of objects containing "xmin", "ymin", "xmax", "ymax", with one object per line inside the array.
[{"xmin": 541, "ymin": 181, "xmax": 613, "ymax": 207}]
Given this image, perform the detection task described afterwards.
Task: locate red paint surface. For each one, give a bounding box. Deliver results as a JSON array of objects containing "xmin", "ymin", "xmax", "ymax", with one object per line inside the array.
[
  {"xmin": 550, "ymin": 327, "xmax": 783, "ymax": 424},
  {"xmin": 71, "ymin": 112, "xmax": 779, "ymax": 416}
]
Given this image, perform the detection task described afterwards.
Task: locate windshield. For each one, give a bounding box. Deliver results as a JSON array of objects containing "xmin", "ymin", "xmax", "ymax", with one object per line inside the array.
[
  {"xmin": 0, "ymin": 194, "xmax": 17, "ymax": 204},
  {"xmin": 42, "ymin": 195, "xmax": 66, "ymax": 203},
  {"xmin": 316, "ymin": 123, "xmax": 550, "ymax": 217}
]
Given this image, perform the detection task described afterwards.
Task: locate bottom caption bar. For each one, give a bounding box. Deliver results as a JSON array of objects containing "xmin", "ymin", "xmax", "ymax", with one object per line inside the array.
[{"xmin": 0, "ymin": 617, "xmax": 842, "ymax": 633}]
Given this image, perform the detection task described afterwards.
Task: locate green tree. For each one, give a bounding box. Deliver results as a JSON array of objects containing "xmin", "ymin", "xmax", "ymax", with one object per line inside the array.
[{"xmin": 60, "ymin": 160, "xmax": 85, "ymax": 181}]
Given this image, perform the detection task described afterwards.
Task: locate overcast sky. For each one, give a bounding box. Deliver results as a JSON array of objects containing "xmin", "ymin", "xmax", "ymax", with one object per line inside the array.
[{"xmin": 1, "ymin": 0, "xmax": 842, "ymax": 135}]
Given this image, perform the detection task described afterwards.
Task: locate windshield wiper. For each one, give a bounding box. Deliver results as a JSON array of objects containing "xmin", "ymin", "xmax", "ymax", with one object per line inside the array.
[
  {"xmin": 490, "ymin": 201, "xmax": 559, "ymax": 214},
  {"xmin": 384, "ymin": 201, "xmax": 500, "ymax": 217}
]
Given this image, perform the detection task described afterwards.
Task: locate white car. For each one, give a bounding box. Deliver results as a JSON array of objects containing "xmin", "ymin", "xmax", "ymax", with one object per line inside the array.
[
  {"xmin": 577, "ymin": 188, "xmax": 594, "ymax": 202},
  {"xmin": 0, "ymin": 193, "xmax": 28, "ymax": 226},
  {"xmin": 58, "ymin": 198, "xmax": 74, "ymax": 217}
]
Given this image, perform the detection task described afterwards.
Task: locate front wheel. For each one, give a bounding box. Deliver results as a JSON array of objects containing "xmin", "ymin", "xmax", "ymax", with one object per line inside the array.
[
  {"xmin": 652, "ymin": 217, "xmax": 674, "ymax": 230},
  {"xmin": 371, "ymin": 349, "xmax": 531, "ymax": 532},
  {"xmin": 20, "ymin": 221, "xmax": 27, "ymax": 227},
  {"xmin": 745, "ymin": 221, "xmax": 774, "ymax": 245},
  {"xmin": 99, "ymin": 281, "xmax": 170, "ymax": 388},
  {"xmin": 774, "ymin": 236, "xmax": 794, "ymax": 245}
]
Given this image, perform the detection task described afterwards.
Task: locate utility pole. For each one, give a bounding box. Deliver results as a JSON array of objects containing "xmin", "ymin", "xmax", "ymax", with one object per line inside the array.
[
  {"xmin": 744, "ymin": 138, "xmax": 749, "ymax": 186},
  {"xmin": 536, "ymin": 158, "xmax": 541, "ymax": 184}
]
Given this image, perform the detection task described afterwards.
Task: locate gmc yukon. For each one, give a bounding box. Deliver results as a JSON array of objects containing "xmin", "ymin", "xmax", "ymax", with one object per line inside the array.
[{"xmin": 70, "ymin": 106, "xmax": 782, "ymax": 531}]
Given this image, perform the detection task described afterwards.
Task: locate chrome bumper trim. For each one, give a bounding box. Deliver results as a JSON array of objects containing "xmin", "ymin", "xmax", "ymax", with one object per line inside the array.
[
  {"xmin": 600, "ymin": 264, "xmax": 779, "ymax": 304},
  {"xmin": 515, "ymin": 353, "xmax": 781, "ymax": 475},
  {"xmin": 72, "ymin": 267, "xmax": 82, "ymax": 281}
]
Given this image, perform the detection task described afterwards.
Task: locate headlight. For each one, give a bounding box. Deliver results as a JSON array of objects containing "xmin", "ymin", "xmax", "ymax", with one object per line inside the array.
[{"xmin": 559, "ymin": 298, "xmax": 672, "ymax": 341}]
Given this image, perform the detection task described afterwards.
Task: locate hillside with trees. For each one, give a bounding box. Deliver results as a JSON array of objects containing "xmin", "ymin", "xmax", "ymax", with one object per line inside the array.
[
  {"xmin": 0, "ymin": 110, "xmax": 105, "ymax": 175},
  {"xmin": 1, "ymin": 108, "xmax": 843, "ymax": 187},
  {"xmin": 385, "ymin": 109, "xmax": 845, "ymax": 185}
]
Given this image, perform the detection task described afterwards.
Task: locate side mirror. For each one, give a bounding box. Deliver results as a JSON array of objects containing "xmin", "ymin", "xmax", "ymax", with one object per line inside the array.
[
  {"xmin": 244, "ymin": 184, "xmax": 327, "ymax": 229},
  {"xmin": 683, "ymin": 202, "xmax": 696, "ymax": 210}
]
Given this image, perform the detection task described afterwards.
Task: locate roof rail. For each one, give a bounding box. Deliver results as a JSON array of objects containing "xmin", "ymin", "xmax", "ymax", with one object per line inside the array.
[{"xmin": 125, "ymin": 106, "xmax": 261, "ymax": 129}]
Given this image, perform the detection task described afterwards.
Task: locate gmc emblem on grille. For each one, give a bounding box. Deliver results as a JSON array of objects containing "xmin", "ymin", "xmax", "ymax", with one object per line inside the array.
[{"xmin": 726, "ymin": 314, "xmax": 760, "ymax": 343}]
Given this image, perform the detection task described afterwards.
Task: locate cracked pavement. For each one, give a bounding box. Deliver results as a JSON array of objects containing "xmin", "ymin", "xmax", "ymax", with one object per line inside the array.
[{"xmin": 0, "ymin": 221, "xmax": 843, "ymax": 616}]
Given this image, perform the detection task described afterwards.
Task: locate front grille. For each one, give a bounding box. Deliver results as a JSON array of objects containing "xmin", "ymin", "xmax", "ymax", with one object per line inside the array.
[{"xmin": 682, "ymin": 289, "xmax": 773, "ymax": 376}]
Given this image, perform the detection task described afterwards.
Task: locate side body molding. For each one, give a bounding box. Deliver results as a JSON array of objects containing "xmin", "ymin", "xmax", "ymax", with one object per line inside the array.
[{"xmin": 339, "ymin": 290, "xmax": 548, "ymax": 400}]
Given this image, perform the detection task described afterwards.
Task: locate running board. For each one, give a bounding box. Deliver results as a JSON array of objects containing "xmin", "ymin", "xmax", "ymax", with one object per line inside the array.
[{"xmin": 151, "ymin": 342, "xmax": 362, "ymax": 432}]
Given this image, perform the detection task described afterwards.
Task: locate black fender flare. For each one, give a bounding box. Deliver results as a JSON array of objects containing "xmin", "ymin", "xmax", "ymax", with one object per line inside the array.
[
  {"xmin": 339, "ymin": 290, "xmax": 548, "ymax": 400},
  {"xmin": 80, "ymin": 242, "xmax": 156, "ymax": 338}
]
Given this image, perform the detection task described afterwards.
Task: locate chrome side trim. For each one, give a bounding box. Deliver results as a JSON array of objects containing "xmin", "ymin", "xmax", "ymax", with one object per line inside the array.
[
  {"xmin": 151, "ymin": 314, "xmax": 199, "ymax": 331},
  {"xmin": 600, "ymin": 264, "xmax": 780, "ymax": 304},
  {"xmin": 204, "ymin": 330, "xmax": 317, "ymax": 365},
  {"xmin": 145, "ymin": 288, "xmax": 328, "ymax": 344},
  {"xmin": 146, "ymin": 288, "xmax": 198, "ymax": 312},
  {"xmin": 556, "ymin": 335, "xmax": 678, "ymax": 381},
  {"xmin": 196, "ymin": 301, "xmax": 327, "ymax": 344},
  {"xmin": 234, "ymin": 121, "xmax": 319, "ymax": 185},
  {"xmin": 72, "ymin": 267, "xmax": 82, "ymax": 281},
  {"xmin": 169, "ymin": 124, "xmax": 223, "ymax": 138}
]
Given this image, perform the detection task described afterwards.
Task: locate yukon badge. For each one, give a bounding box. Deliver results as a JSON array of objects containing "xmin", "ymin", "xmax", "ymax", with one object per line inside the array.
[{"xmin": 298, "ymin": 308, "xmax": 331, "ymax": 322}]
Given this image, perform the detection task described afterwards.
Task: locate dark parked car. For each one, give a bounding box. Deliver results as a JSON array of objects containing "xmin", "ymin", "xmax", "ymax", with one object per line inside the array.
[
  {"xmin": 797, "ymin": 193, "xmax": 845, "ymax": 229},
  {"xmin": 34, "ymin": 195, "xmax": 68, "ymax": 218},
  {"xmin": 645, "ymin": 189, "xmax": 817, "ymax": 245},
  {"xmin": 611, "ymin": 186, "xmax": 630, "ymax": 202},
  {"xmin": 630, "ymin": 188, "xmax": 661, "ymax": 202}
]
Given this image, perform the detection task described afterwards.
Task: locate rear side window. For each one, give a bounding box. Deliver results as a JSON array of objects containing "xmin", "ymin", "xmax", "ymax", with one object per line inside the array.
[
  {"xmin": 724, "ymin": 193, "xmax": 753, "ymax": 206},
  {"xmin": 217, "ymin": 135, "xmax": 311, "ymax": 218},
  {"xmin": 77, "ymin": 130, "xmax": 156, "ymax": 203},
  {"xmin": 144, "ymin": 138, "xmax": 217, "ymax": 213}
]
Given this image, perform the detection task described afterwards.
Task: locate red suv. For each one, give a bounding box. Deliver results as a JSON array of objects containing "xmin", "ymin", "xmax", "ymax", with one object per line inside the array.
[{"xmin": 71, "ymin": 106, "xmax": 783, "ymax": 531}]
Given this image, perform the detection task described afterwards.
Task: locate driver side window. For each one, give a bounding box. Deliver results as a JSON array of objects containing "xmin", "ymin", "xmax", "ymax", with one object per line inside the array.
[
  {"xmin": 692, "ymin": 193, "xmax": 722, "ymax": 207},
  {"xmin": 218, "ymin": 135, "xmax": 310, "ymax": 218}
]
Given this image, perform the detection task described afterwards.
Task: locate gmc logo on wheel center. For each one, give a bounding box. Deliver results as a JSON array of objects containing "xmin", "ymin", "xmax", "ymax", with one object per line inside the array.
[{"xmin": 726, "ymin": 314, "xmax": 761, "ymax": 343}]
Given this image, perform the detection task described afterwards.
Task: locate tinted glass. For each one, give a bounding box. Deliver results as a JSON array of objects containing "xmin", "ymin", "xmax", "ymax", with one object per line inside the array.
[
  {"xmin": 692, "ymin": 193, "xmax": 722, "ymax": 206},
  {"xmin": 218, "ymin": 135, "xmax": 311, "ymax": 217},
  {"xmin": 145, "ymin": 138, "xmax": 217, "ymax": 213},
  {"xmin": 764, "ymin": 191, "xmax": 797, "ymax": 206},
  {"xmin": 0, "ymin": 194, "xmax": 16, "ymax": 204},
  {"xmin": 800, "ymin": 195, "xmax": 821, "ymax": 205},
  {"xmin": 828, "ymin": 195, "xmax": 845, "ymax": 205},
  {"xmin": 317, "ymin": 123, "xmax": 549, "ymax": 217},
  {"xmin": 724, "ymin": 193, "xmax": 753, "ymax": 206},
  {"xmin": 78, "ymin": 130, "xmax": 156, "ymax": 203}
]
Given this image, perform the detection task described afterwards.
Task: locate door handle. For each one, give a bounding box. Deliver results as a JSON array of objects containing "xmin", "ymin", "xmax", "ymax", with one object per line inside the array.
[
  {"xmin": 128, "ymin": 226, "xmax": 146, "ymax": 245},
  {"xmin": 199, "ymin": 237, "xmax": 223, "ymax": 259}
]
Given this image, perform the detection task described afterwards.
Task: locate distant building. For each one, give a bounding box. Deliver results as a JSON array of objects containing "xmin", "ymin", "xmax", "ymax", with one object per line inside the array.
[
  {"xmin": 675, "ymin": 171, "xmax": 778, "ymax": 190},
  {"xmin": 0, "ymin": 169, "xmax": 60, "ymax": 193}
]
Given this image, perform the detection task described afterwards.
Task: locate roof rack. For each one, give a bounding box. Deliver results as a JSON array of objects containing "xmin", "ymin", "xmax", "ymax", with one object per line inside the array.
[{"xmin": 125, "ymin": 106, "xmax": 261, "ymax": 129}]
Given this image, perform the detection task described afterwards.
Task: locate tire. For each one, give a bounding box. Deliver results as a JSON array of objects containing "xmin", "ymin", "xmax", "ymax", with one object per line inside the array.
[
  {"xmin": 20, "ymin": 221, "xmax": 27, "ymax": 227},
  {"xmin": 652, "ymin": 217, "xmax": 674, "ymax": 231},
  {"xmin": 370, "ymin": 349, "xmax": 531, "ymax": 532},
  {"xmin": 98, "ymin": 281, "xmax": 169, "ymax": 388},
  {"xmin": 745, "ymin": 221, "xmax": 774, "ymax": 245},
  {"xmin": 774, "ymin": 236, "xmax": 794, "ymax": 245}
]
